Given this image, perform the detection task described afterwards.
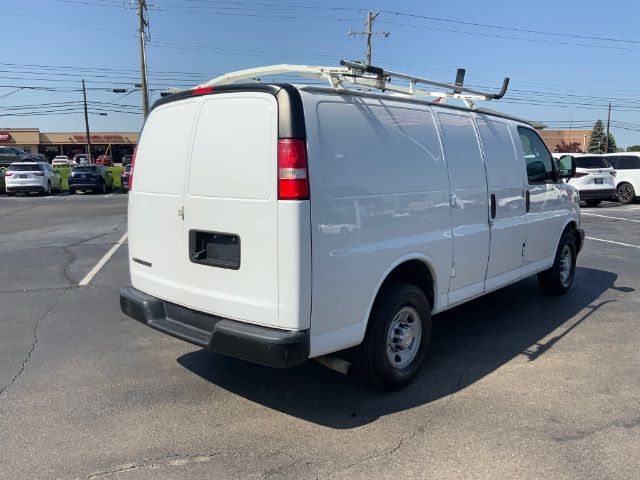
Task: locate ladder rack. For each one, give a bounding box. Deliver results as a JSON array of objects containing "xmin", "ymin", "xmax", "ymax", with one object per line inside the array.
[{"xmin": 197, "ymin": 60, "xmax": 510, "ymax": 109}]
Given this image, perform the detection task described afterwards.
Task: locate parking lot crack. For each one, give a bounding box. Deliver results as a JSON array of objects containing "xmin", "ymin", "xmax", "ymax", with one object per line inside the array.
[
  {"xmin": 71, "ymin": 451, "xmax": 253, "ymax": 479},
  {"xmin": 0, "ymin": 290, "xmax": 67, "ymax": 398}
]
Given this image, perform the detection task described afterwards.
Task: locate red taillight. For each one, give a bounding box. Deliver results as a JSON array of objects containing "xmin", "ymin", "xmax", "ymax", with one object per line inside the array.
[
  {"xmin": 33, "ymin": 172, "xmax": 44, "ymax": 176},
  {"xmin": 192, "ymin": 86, "xmax": 214, "ymax": 96},
  {"xmin": 278, "ymin": 139, "xmax": 309, "ymax": 200},
  {"xmin": 4, "ymin": 171, "xmax": 13, "ymax": 177},
  {"xmin": 574, "ymin": 172, "xmax": 588, "ymax": 178},
  {"xmin": 129, "ymin": 148, "xmax": 137, "ymax": 190}
]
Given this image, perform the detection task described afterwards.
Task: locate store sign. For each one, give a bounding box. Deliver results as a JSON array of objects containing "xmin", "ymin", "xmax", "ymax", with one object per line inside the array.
[
  {"xmin": 0, "ymin": 132, "xmax": 12, "ymax": 142},
  {"xmin": 70, "ymin": 134, "xmax": 128, "ymax": 143}
]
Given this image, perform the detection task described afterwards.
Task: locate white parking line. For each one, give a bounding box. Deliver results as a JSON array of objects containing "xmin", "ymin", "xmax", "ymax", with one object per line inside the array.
[
  {"xmin": 598, "ymin": 206, "xmax": 640, "ymax": 212},
  {"xmin": 78, "ymin": 232, "xmax": 128, "ymax": 286},
  {"xmin": 581, "ymin": 213, "xmax": 640, "ymax": 223},
  {"xmin": 586, "ymin": 236, "xmax": 640, "ymax": 249},
  {"xmin": 104, "ymin": 194, "xmax": 113, "ymax": 198}
]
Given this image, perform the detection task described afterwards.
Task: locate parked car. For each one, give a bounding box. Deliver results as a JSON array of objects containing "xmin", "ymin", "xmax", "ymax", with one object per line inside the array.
[
  {"xmin": 560, "ymin": 154, "xmax": 616, "ymax": 207},
  {"xmin": 0, "ymin": 146, "xmax": 39, "ymax": 168},
  {"xmin": 604, "ymin": 153, "xmax": 640, "ymax": 204},
  {"xmin": 122, "ymin": 155, "xmax": 133, "ymax": 166},
  {"xmin": 96, "ymin": 155, "xmax": 113, "ymax": 166},
  {"xmin": 120, "ymin": 164, "xmax": 132, "ymax": 192},
  {"xmin": 68, "ymin": 165, "xmax": 113, "ymax": 194},
  {"xmin": 4, "ymin": 162, "xmax": 62, "ymax": 196},
  {"xmin": 52, "ymin": 155, "xmax": 72, "ymax": 167},
  {"xmin": 120, "ymin": 81, "xmax": 584, "ymax": 390},
  {"xmin": 73, "ymin": 154, "xmax": 91, "ymax": 165}
]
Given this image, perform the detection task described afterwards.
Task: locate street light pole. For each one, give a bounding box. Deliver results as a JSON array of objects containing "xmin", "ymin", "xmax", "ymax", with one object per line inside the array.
[{"xmin": 82, "ymin": 79, "xmax": 92, "ymax": 162}]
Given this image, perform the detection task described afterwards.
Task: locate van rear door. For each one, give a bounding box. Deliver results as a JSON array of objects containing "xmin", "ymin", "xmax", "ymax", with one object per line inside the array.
[{"xmin": 181, "ymin": 92, "xmax": 282, "ymax": 328}]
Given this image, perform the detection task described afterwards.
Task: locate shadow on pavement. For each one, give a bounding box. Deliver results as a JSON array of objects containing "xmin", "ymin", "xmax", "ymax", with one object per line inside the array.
[{"xmin": 178, "ymin": 267, "xmax": 629, "ymax": 429}]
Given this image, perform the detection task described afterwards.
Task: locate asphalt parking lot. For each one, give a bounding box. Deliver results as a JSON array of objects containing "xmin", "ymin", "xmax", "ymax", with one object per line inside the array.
[{"xmin": 0, "ymin": 195, "xmax": 638, "ymax": 480}]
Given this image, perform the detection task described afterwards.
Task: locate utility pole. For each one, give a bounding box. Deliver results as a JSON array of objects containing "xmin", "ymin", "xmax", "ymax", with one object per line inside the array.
[
  {"xmin": 605, "ymin": 102, "xmax": 612, "ymax": 153},
  {"xmin": 82, "ymin": 79, "xmax": 92, "ymax": 162},
  {"xmin": 136, "ymin": 0, "xmax": 150, "ymax": 117},
  {"xmin": 348, "ymin": 11, "xmax": 389, "ymax": 65}
]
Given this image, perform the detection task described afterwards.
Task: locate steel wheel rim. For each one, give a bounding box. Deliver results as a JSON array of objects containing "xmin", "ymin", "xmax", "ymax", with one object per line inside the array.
[
  {"xmin": 618, "ymin": 185, "xmax": 632, "ymax": 202},
  {"xmin": 386, "ymin": 306, "xmax": 422, "ymax": 369},
  {"xmin": 559, "ymin": 245, "xmax": 572, "ymax": 286}
]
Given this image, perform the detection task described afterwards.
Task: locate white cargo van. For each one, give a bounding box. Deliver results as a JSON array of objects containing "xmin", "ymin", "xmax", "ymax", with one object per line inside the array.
[{"xmin": 120, "ymin": 64, "xmax": 584, "ymax": 390}]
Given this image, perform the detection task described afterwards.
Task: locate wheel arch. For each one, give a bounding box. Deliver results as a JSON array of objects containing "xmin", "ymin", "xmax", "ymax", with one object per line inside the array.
[
  {"xmin": 361, "ymin": 255, "xmax": 438, "ymax": 338},
  {"xmin": 560, "ymin": 219, "xmax": 581, "ymax": 253}
]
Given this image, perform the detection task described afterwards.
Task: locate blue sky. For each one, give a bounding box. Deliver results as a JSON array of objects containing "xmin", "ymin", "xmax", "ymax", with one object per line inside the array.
[{"xmin": 1, "ymin": 0, "xmax": 639, "ymax": 147}]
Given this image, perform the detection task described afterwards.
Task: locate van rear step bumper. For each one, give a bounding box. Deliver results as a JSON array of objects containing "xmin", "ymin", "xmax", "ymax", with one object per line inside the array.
[{"xmin": 119, "ymin": 286, "xmax": 309, "ymax": 368}]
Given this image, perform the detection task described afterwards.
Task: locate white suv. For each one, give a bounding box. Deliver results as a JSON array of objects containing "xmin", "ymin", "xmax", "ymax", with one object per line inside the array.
[
  {"xmin": 120, "ymin": 81, "xmax": 584, "ymax": 390},
  {"xmin": 604, "ymin": 153, "xmax": 640, "ymax": 204},
  {"xmin": 5, "ymin": 162, "xmax": 62, "ymax": 196},
  {"xmin": 563, "ymin": 154, "xmax": 616, "ymax": 207}
]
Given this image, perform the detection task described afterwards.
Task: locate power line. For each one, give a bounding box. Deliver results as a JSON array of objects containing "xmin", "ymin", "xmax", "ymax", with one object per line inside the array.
[
  {"xmin": 378, "ymin": 10, "xmax": 640, "ymax": 45},
  {"xmin": 378, "ymin": 20, "xmax": 640, "ymax": 52}
]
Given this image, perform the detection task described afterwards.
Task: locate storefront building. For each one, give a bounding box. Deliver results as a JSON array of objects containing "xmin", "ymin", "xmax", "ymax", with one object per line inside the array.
[{"xmin": 0, "ymin": 128, "xmax": 139, "ymax": 162}]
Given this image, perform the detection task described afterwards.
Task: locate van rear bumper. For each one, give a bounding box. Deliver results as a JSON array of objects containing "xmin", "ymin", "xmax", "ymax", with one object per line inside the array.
[{"xmin": 119, "ymin": 286, "xmax": 309, "ymax": 368}]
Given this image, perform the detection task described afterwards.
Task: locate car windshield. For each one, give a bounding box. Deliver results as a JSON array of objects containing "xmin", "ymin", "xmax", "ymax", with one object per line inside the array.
[
  {"xmin": 575, "ymin": 156, "xmax": 611, "ymax": 169},
  {"xmin": 74, "ymin": 166, "xmax": 98, "ymax": 172},
  {"xmin": 9, "ymin": 164, "xmax": 41, "ymax": 171}
]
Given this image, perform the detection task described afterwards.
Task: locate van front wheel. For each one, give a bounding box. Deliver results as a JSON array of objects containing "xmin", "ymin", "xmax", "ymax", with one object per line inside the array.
[
  {"xmin": 537, "ymin": 233, "xmax": 577, "ymax": 295},
  {"xmin": 354, "ymin": 283, "xmax": 431, "ymax": 390}
]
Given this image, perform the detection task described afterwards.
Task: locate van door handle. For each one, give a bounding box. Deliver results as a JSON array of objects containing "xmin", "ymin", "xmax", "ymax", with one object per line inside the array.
[
  {"xmin": 525, "ymin": 190, "xmax": 530, "ymax": 213},
  {"xmin": 490, "ymin": 193, "xmax": 497, "ymax": 220}
]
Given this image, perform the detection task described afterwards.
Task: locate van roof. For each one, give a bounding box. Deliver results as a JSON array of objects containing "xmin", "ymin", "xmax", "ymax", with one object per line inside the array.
[{"xmin": 152, "ymin": 83, "xmax": 536, "ymax": 131}]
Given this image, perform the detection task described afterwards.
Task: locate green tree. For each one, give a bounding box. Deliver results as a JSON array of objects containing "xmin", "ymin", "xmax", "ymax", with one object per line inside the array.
[
  {"xmin": 587, "ymin": 120, "xmax": 606, "ymax": 153},
  {"xmin": 627, "ymin": 145, "xmax": 640, "ymax": 152},
  {"xmin": 606, "ymin": 132, "xmax": 617, "ymax": 153}
]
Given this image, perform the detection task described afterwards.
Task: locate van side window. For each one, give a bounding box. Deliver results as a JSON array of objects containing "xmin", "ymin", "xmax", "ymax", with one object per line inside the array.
[{"xmin": 517, "ymin": 127, "xmax": 555, "ymax": 183}]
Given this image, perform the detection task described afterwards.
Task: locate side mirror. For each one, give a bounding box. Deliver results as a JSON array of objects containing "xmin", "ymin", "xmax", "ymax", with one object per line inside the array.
[{"xmin": 557, "ymin": 155, "xmax": 576, "ymax": 179}]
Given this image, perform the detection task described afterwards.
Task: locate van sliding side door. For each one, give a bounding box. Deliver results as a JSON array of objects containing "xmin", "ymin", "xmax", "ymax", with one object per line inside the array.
[
  {"xmin": 473, "ymin": 114, "xmax": 526, "ymax": 291},
  {"xmin": 433, "ymin": 108, "xmax": 490, "ymax": 306}
]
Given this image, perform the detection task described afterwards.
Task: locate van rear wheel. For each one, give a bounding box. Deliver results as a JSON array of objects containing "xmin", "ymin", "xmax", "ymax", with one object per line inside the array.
[
  {"xmin": 354, "ymin": 282, "xmax": 431, "ymax": 390},
  {"xmin": 537, "ymin": 233, "xmax": 577, "ymax": 295}
]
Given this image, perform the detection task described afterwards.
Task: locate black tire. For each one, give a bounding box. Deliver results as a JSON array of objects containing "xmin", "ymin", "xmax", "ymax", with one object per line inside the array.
[
  {"xmin": 353, "ymin": 282, "xmax": 432, "ymax": 390},
  {"xmin": 585, "ymin": 199, "xmax": 601, "ymax": 207},
  {"xmin": 69, "ymin": 188, "xmax": 76, "ymax": 195},
  {"xmin": 537, "ymin": 232, "xmax": 577, "ymax": 295},
  {"xmin": 616, "ymin": 182, "xmax": 636, "ymax": 204}
]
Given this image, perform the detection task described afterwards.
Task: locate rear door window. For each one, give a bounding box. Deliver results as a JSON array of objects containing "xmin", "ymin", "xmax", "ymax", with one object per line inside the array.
[
  {"xmin": 517, "ymin": 127, "xmax": 555, "ymax": 183},
  {"xmin": 575, "ymin": 156, "xmax": 610, "ymax": 169},
  {"xmin": 611, "ymin": 155, "xmax": 640, "ymax": 169},
  {"xmin": 9, "ymin": 164, "xmax": 40, "ymax": 171}
]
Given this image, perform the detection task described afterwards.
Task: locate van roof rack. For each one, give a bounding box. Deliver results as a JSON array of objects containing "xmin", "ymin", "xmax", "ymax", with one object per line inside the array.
[{"xmin": 197, "ymin": 60, "xmax": 510, "ymax": 109}]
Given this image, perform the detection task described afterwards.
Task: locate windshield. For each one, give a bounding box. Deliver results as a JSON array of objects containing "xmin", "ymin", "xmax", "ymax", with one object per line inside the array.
[
  {"xmin": 9, "ymin": 164, "xmax": 41, "ymax": 171},
  {"xmin": 575, "ymin": 156, "xmax": 611, "ymax": 169},
  {"xmin": 74, "ymin": 166, "xmax": 98, "ymax": 173}
]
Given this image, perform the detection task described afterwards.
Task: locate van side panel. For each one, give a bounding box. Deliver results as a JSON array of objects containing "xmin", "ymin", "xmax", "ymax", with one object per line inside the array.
[{"xmin": 302, "ymin": 91, "xmax": 451, "ymax": 356}]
